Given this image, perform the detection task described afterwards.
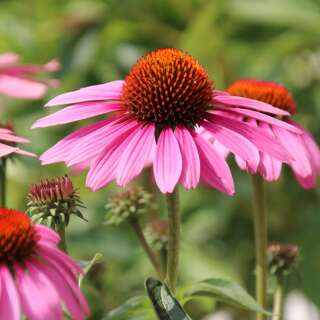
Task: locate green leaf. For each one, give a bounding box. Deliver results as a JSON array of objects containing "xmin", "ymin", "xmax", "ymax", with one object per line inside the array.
[
  {"xmin": 145, "ymin": 277, "xmax": 192, "ymax": 320},
  {"xmin": 103, "ymin": 296, "xmax": 146, "ymax": 320},
  {"xmin": 184, "ymin": 278, "xmax": 271, "ymax": 315},
  {"xmin": 78, "ymin": 253, "xmax": 103, "ymax": 287}
]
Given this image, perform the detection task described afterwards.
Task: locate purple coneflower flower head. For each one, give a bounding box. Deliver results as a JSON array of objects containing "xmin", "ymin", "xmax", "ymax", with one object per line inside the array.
[
  {"xmin": 0, "ymin": 208, "xmax": 89, "ymax": 320},
  {"xmin": 222, "ymin": 79, "xmax": 320, "ymax": 189},
  {"xmin": 0, "ymin": 122, "xmax": 35, "ymax": 158},
  {"xmin": 33, "ymin": 48, "xmax": 297, "ymax": 194},
  {"xmin": 0, "ymin": 52, "xmax": 59, "ymax": 99}
]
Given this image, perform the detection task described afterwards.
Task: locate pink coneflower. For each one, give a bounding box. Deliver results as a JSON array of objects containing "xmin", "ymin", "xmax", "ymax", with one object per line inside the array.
[
  {"xmin": 32, "ymin": 48, "xmax": 299, "ymax": 194},
  {"xmin": 0, "ymin": 122, "xmax": 35, "ymax": 158},
  {"xmin": 222, "ymin": 79, "xmax": 320, "ymax": 189},
  {"xmin": 0, "ymin": 208, "xmax": 89, "ymax": 320},
  {"xmin": 0, "ymin": 52, "xmax": 59, "ymax": 100}
]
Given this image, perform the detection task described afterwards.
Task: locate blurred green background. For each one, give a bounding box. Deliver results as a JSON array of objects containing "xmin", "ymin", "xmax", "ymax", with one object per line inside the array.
[{"xmin": 0, "ymin": 0, "xmax": 319, "ymax": 319}]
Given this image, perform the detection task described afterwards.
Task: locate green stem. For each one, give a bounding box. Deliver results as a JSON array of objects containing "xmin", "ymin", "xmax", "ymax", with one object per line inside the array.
[
  {"xmin": 0, "ymin": 158, "xmax": 6, "ymax": 207},
  {"xmin": 56, "ymin": 221, "xmax": 68, "ymax": 253},
  {"xmin": 272, "ymin": 275, "xmax": 284, "ymax": 320},
  {"xmin": 129, "ymin": 217, "xmax": 164, "ymax": 280},
  {"xmin": 165, "ymin": 188, "xmax": 180, "ymax": 293},
  {"xmin": 251, "ymin": 175, "xmax": 268, "ymax": 320}
]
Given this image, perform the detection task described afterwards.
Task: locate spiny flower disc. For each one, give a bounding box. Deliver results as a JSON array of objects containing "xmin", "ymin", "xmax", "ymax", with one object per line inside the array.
[
  {"xmin": 226, "ymin": 79, "xmax": 296, "ymax": 115},
  {"xmin": 121, "ymin": 48, "xmax": 214, "ymax": 127},
  {"xmin": 0, "ymin": 209, "xmax": 37, "ymax": 264}
]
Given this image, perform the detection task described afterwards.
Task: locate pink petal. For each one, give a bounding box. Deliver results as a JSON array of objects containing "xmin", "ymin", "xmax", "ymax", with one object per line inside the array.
[
  {"xmin": 294, "ymin": 172, "xmax": 317, "ymax": 189},
  {"xmin": 258, "ymin": 153, "xmax": 282, "ymax": 181},
  {"xmin": 116, "ymin": 124, "xmax": 155, "ymax": 186},
  {"xmin": 32, "ymin": 102, "xmax": 121, "ymax": 128},
  {"xmin": 153, "ymin": 128, "xmax": 182, "ymax": 193},
  {"xmin": 5, "ymin": 59, "xmax": 60, "ymax": 75},
  {"xmin": 14, "ymin": 148, "xmax": 37, "ymax": 157},
  {"xmin": 174, "ymin": 126, "xmax": 200, "ymax": 189},
  {"xmin": 202, "ymin": 120, "xmax": 259, "ymax": 172},
  {"xmin": 66, "ymin": 117, "xmax": 138, "ymax": 166},
  {"xmin": 215, "ymin": 107, "xmax": 301, "ymax": 133},
  {"xmin": 45, "ymin": 80, "xmax": 124, "ymax": 106},
  {"xmin": 272, "ymin": 126, "xmax": 312, "ymax": 178},
  {"xmin": 39, "ymin": 118, "xmax": 112, "ymax": 165},
  {"xmin": 86, "ymin": 124, "xmax": 141, "ymax": 191},
  {"xmin": 0, "ymin": 143, "xmax": 18, "ymax": 157},
  {"xmin": 194, "ymin": 134, "xmax": 235, "ymax": 195},
  {"xmin": 35, "ymin": 224, "xmax": 61, "ymax": 246},
  {"xmin": 207, "ymin": 113, "xmax": 291, "ymax": 162},
  {"xmin": 0, "ymin": 75, "xmax": 48, "ymax": 99},
  {"xmin": 213, "ymin": 95, "xmax": 289, "ymax": 116},
  {"xmin": 0, "ymin": 265, "xmax": 20, "ymax": 320},
  {"xmin": 0, "ymin": 133, "xmax": 30, "ymax": 144},
  {"xmin": 0, "ymin": 53, "xmax": 20, "ymax": 66},
  {"xmin": 15, "ymin": 263, "xmax": 62, "ymax": 320}
]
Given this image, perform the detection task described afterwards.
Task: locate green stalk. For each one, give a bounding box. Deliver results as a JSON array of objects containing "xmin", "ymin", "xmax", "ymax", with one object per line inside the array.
[
  {"xmin": 56, "ymin": 221, "xmax": 68, "ymax": 253},
  {"xmin": 0, "ymin": 158, "xmax": 7, "ymax": 207},
  {"xmin": 129, "ymin": 217, "xmax": 164, "ymax": 279},
  {"xmin": 272, "ymin": 275, "xmax": 284, "ymax": 320},
  {"xmin": 165, "ymin": 188, "xmax": 180, "ymax": 293},
  {"xmin": 251, "ymin": 175, "xmax": 268, "ymax": 320}
]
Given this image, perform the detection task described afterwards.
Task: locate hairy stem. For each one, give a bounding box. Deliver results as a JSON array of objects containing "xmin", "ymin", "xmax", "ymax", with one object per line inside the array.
[
  {"xmin": 56, "ymin": 221, "xmax": 68, "ymax": 253},
  {"xmin": 129, "ymin": 217, "xmax": 164, "ymax": 279},
  {"xmin": 165, "ymin": 188, "xmax": 180, "ymax": 293},
  {"xmin": 251, "ymin": 175, "xmax": 268, "ymax": 320},
  {"xmin": 272, "ymin": 275, "xmax": 284, "ymax": 320}
]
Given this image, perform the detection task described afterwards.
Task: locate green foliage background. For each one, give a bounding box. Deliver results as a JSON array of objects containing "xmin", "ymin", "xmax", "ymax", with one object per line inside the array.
[{"xmin": 0, "ymin": 0, "xmax": 319, "ymax": 318}]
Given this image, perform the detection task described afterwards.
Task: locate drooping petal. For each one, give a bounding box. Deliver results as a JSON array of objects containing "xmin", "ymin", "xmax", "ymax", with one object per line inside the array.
[
  {"xmin": 39, "ymin": 118, "xmax": 112, "ymax": 165},
  {"xmin": 35, "ymin": 224, "xmax": 61, "ymax": 246},
  {"xmin": 258, "ymin": 153, "xmax": 282, "ymax": 181},
  {"xmin": 174, "ymin": 126, "xmax": 200, "ymax": 189},
  {"xmin": 272, "ymin": 126, "xmax": 312, "ymax": 178},
  {"xmin": 5, "ymin": 59, "xmax": 60, "ymax": 75},
  {"xmin": 86, "ymin": 124, "xmax": 142, "ymax": 191},
  {"xmin": 66, "ymin": 117, "xmax": 139, "ymax": 166},
  {"xmin": 207, "ymin": 113, "xmax": 291, "ymax": 162},
  {"xmin": 0, "ymin": 75, "xmax": 48, "ymax": 99},
  {"xmin": 116, "ymin": 124, "xmax": 155, "ymax": 186},
  {"xmin": 45, "ymin": 80, "xmax": 124, "ymax": 106},
  {"xmin": 0, "ymin": 143, "xmax": 18, "ymax": 157},
  {"xmin": 153, "ymin": 128, "xmax": 182, "ymax": 193},
  {"xmin": 194, "ymin": 134, "xmax": 235, "ymax": 195},
  {"xmin": 215, "ymin": 107, "xmax": 301, "ymax": 133},
  {"xmin": 0, "ymin": 53, "xmax": 20, "ymax": 66},
  {"xmin": 15, "ymin": 263, "xmax": 62, "ymax": 320},
  {"xmin": 0, "ymin": 132, "xmax": 30, "ymax": 144},
  {"xmin": 32, "ymin": 102, "xmax": 122, "ymax": 128},
  {"xmin": 14, "ymin": 148, "xmax": 37, "ymax": 157},
  {"xmin": 294, "ymin": 172, "xmax": 317, "ymax": 190},
  {"xmin": 0, "ymin": 265, "xmax": 20, "ymax": 320},
  {"xmin": 202, "ymin": 120, "xmax": 259, "ymax": 172},
  {"xmin": 213, "ymin": 95, "xmax": 289, "ymax": 116}
]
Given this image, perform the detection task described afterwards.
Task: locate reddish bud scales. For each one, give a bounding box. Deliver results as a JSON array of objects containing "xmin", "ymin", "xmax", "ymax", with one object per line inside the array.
[
  {"xmin": 0, "ymin": 209, "xmax": 37, "ymax": 263},
  {"xmin": 226, "ymin": 79, "xmax": 296, "ymax": 115},
  {"xmin": 121, "ymin": 48, "xmax": 213, "ymax": 127}
]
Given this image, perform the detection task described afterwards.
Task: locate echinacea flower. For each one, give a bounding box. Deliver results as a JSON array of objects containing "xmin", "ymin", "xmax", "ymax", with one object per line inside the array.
[
  {"xmin": 0, "ymin": 52, "xmax": 59, "ymax": 100},
  {"xmin": 33, "ymin": 48, "xmax": 298, "ymax": 194},
  {"xmin": 222, "ymin": 79, "xmax": 320, "ymax": 189},
  {"xmin": 0, "ymin": 122, "xmax": 35, "ymax": 159},
  {"xmin": 0, "ymin": 208, "xmax": 89, "ymax": 319}
]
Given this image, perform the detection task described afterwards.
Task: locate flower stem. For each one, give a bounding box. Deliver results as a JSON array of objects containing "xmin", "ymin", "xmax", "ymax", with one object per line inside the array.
[
  {"xmin": 56, "ymin": 221, "xmax": 68, "ymax": 253},
  {"xmin": 272, "ymin": 275, "xmax": 284, "ymax": 320},
  {"xmin": 0, "ymin": 158, "xmax": 6, "ymax": 207},
  {"xmin": 129, "ymin": 217, "xmax": 164, "ymax": 279},
  {"xmin": 165, "ymin": 188, "xmax": 180, "ymax": 293},
  {"xmin": 251, "ymin": 175, "xmax": 268, "ymax": 320}
]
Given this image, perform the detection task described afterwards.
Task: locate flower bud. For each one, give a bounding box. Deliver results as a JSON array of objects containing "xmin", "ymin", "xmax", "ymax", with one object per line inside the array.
[{"xmin": 27, "ymin": 175, "xmax": 86, "ymax": 228}]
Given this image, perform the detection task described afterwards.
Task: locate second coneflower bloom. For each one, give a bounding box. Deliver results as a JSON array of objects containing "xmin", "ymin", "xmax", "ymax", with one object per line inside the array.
[
  {"xmin": 33, "ymin": 49, "xmax": 298, "ymax": 194},
  {"xmin": 223, "ymin": 79, "xmax": 320, "ymax": 189}
]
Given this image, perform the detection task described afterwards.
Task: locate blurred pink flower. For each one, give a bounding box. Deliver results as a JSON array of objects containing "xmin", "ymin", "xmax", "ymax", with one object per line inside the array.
[
  {"xmin": 0, "ymin": 208, "xmax": 89, "ymax": 320},
  {"xmin": 220, "ymin": 79, "xmax": 320, "ymax": 189},
  {"xmin": 0, "ymin": 53, "xmax": 59, "ymax": 100},
  {"xmin": 33, "ymin": 49, "xmax": 298, "ymax": 194},
  {"xmin": 0, "ymin": 123, "xmax": 35, "ymax": 158}
]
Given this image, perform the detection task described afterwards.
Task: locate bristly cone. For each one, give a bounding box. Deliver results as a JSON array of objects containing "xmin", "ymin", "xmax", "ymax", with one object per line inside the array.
[{"xmin": 27, "ymin": 175, "xmax": 86, "ymax": 229}]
